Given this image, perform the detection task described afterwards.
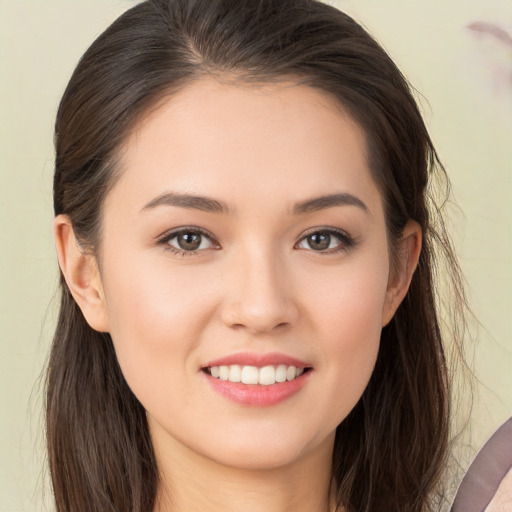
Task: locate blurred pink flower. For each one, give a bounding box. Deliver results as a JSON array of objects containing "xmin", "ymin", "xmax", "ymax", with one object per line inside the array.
[{"xmin": 466, "ymin": 21, "xmax": 512, "ymax": 95}]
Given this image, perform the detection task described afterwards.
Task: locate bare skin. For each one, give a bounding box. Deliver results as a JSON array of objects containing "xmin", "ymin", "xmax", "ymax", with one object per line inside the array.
[{"xmin": 152, "ymin": 423, "xmax": 337, "ymax": 512}]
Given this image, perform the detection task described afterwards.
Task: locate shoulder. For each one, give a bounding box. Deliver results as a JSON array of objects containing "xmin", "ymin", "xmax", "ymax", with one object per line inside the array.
[{"xmin": 451, "ymin": 417, "xmax": 512, "ymax": 512}]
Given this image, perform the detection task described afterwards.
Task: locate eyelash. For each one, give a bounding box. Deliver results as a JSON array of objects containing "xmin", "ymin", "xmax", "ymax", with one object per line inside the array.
[
  {"xmin": 295, "ymin": 227, "xmax": 356, "ymax": 254},
  {"xmin": 157, "ymin": 226, "xmax": 219, "ymax": 257},
  {"xmin": 157, "ymin": 226, "xmax": 355, "ymax": 257}
]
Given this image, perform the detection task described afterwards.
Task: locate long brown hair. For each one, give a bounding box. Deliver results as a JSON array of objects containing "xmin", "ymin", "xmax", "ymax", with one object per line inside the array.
[{"xmin": 47, "ymin": 0, "xmax": 467, "ymax": 510}]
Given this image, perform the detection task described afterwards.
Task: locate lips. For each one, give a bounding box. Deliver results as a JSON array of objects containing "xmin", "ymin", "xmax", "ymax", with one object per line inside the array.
[
  {"xmin": 204, "ymin": 352, "xmax": 311, "ymax": 368},
  {"xmin": 201, "ymin": 352, "xmax": 313, "ymax": 406}
]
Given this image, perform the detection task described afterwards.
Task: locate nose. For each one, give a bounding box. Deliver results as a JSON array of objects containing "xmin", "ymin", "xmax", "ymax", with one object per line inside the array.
[{"xmin": 220, "ymin": 247, "xmax": 299, "ymax": 334}]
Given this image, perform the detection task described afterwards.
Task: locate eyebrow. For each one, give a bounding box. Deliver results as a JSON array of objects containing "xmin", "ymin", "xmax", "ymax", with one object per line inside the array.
[
  {"xmin": 142, "ymin": 192, "xmax": 229, "ymax": 214},
  {"xmin": 292, "ymin": 193, "xmax": 369, "ymax": 215},
  {"xmin": 142, "ymin": 191, "xmax": 368, "ymax": 215}
]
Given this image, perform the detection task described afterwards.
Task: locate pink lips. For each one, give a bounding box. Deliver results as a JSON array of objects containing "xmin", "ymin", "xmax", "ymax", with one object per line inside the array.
[
  {"xmin": 202, "ymin": 351, "xmax": 312, "ymax": 407},
  {"xmin": 204, "ymin": 351, "xmax": 311, "ymax": 369}
]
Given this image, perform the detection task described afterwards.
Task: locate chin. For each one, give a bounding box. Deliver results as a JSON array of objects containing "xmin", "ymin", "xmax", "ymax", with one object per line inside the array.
[{"xmin": 197, "ymin": 427, "xmax": 333, "ymax": 471}]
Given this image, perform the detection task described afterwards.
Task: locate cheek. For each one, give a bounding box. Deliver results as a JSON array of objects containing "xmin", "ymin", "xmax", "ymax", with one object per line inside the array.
[
  {"xmin": 305, "ymin": 254, "xmax": 389, "ymax": 421},
  {"xmin": 307, "ymin": 249, "xmax": 389, "ymax": 344},
  {"xmin": 100, "ymin": 254, "xmax": 218, "ymax": 396}
]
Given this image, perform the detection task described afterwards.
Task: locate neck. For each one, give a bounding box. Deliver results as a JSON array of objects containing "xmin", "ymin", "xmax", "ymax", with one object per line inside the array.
[{"xmin": 152, "ymin": 429, "xmax": 337, "ymax": 512}]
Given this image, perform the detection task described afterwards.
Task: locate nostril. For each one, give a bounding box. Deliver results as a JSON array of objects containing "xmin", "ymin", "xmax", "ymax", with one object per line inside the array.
[{"xmin": 220, "ymin": 303, "xmax": 297, "ymax": 333}]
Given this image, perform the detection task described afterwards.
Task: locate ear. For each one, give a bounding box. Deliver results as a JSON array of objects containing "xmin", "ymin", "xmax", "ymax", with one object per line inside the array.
[
  {"xmin": 382, "ymin": 220, "xmax": 422, "ymax": 326},
  {"xmin": 54, "ymin": 215, "xmax": 109, "ymax": 332}
]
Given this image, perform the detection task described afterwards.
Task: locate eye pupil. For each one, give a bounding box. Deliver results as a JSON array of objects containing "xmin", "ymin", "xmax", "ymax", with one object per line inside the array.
[
  {"xmin": 178, "ymin": 232, "xmax": 202, "ymax": 251},
  {"xmin": 308, "ymin": 233, "xmax": 330, "ymax": 251}
]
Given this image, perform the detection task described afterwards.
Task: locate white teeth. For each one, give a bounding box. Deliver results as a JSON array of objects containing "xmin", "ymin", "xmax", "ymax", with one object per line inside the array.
[
  {"xmin": 208, "ymin": 364, "xmax": 307, "ymax": 385},
  {"xmin": 229, "ymin": 364, "xmax": 242, "ymax": 383},
  {"xmin": 219, "ymin": 365, "xmax": 229, "ymax": 381},
  {"xmin": 275, "ymin": 364, "xmax": 287, "ymax": 383},
  {"xmin": 241, "ymin": 366, "xmax": 259, "ymax": 385},
  {"xmin": 259, "ymin": 366, "xmax": 276, "ymax": 386},
  {"xmin": 286, "ymin": 366, "xmax": 297, "ymax": 381}
]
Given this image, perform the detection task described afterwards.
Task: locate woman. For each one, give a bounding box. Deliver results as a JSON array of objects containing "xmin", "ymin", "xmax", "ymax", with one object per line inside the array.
[{"xmin": 47, "ymin": 0, "xmax": 467, "ymax": 510}]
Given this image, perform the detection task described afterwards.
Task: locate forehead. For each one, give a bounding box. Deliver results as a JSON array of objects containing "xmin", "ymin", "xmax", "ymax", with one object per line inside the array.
[{"xmin": 112, "ymin": 77, "xmax": 382, "ymax": 215}]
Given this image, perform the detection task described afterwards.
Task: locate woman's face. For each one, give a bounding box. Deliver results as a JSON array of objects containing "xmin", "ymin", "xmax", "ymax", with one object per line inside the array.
[{"xmin": 94, "ymin": 78, "xmax": 401, "ymax": 470}]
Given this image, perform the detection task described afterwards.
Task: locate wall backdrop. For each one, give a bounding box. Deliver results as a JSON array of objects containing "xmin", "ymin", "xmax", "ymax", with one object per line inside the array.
[{"xmin": 1, "ymin": 0, "xmax": 510, "ymax": 510}]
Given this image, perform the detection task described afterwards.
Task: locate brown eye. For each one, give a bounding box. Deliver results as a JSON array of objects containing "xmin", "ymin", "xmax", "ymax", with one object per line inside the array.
[
  {"xmin": 306, "ymin": 233, "xmax": 331, "ymax": 251},
  {"xmin": 165, "ymin": 229, "xmax": 214, "ymax": 253},
  {"xmin": 177, "ymin": 232, "xmax": 202, "ymax": 251},
  {"xmin": 297, "ymin": 229, "xmax": 353, "ymax": 253}
]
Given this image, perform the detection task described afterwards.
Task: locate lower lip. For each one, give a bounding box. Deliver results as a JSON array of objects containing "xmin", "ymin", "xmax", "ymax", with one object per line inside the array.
[{"xmin": 204, "ymin": 371, "xmax": 311, "ymax": 406}]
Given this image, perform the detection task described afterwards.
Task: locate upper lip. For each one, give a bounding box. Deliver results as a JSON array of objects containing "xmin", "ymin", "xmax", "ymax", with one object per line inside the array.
[{"xmin": 203, "ymin": 351, "xmax": 311, "ymax": 369}]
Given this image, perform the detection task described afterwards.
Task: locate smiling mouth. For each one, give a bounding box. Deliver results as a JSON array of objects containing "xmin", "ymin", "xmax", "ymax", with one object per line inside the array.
[{"xmin": 203, "ymin": 364, "xmax": 312, "ymax": 386}]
